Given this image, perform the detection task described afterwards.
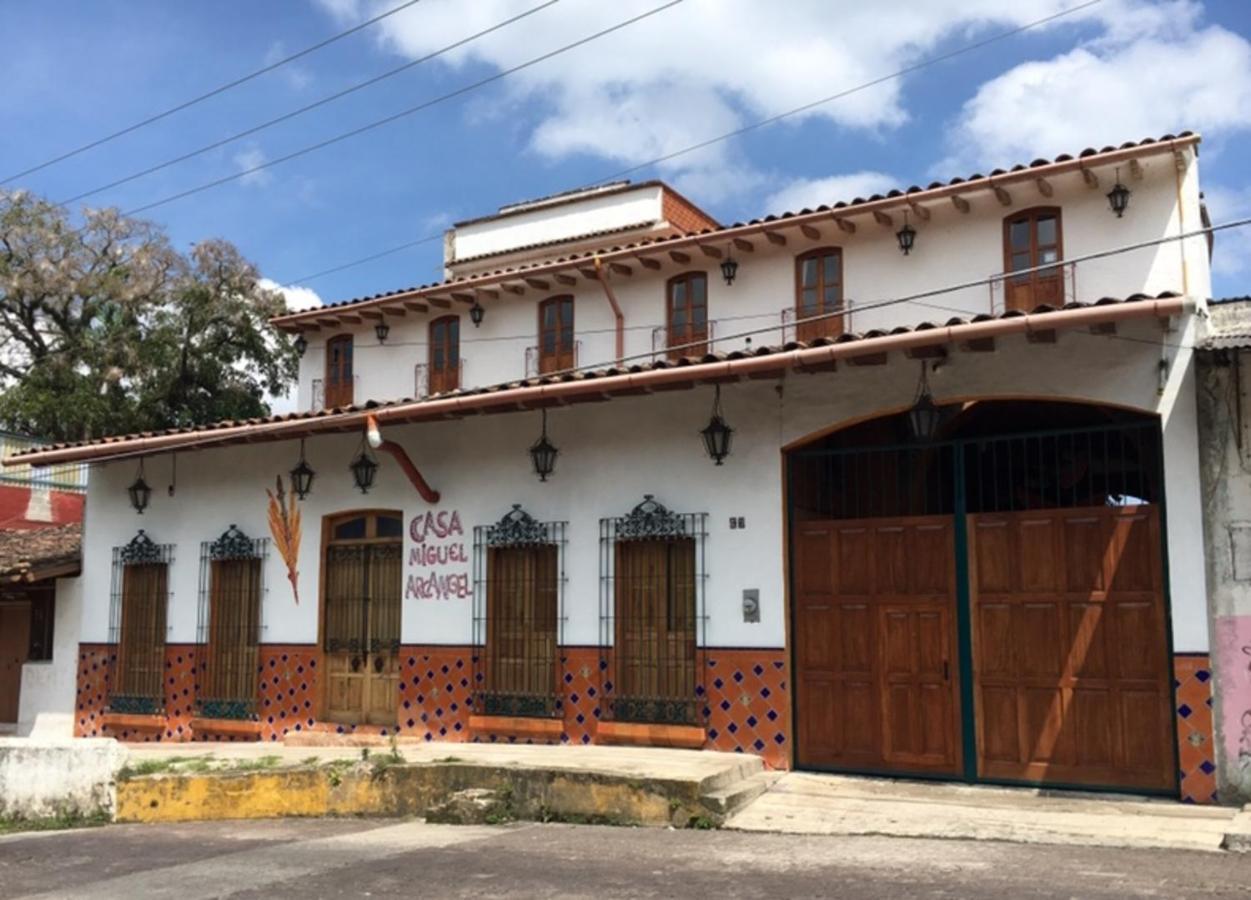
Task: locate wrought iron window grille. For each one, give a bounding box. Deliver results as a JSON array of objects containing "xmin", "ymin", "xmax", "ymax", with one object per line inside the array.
[
  {"xmin": 472, "ymin": 506, "xmax": 567, "ymax": 719},
  {"xmin": 108, "ymin": 532, "xmax": 175, "ymax": 716},
  {"xmin": 195, "ymin": 527, "xmax": 268, "ymax": 720},
  {"xmin": 600, "ymin": 496, "xmax": 708, "ymax": 727}
]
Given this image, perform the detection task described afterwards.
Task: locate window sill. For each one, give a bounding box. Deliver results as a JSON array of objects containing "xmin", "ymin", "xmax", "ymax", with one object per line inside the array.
[
  {"xmin": 596, "ymin": 721, "xmax": 706, "ymax": 749},
  {"xmin": 468, "ymin": 714, "xmax": 564, "ymax": 741},
  {"xmin": 100, "ymin": 712, "xmax": 165, "ymax": 731},
  {"xmin": 190, "ymin": 717, "xmax": 263, "ymax": 739}
]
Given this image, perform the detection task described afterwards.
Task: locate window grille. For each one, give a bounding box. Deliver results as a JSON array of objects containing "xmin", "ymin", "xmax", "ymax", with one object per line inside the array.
[
  {"xmin": 196, "ymin": 525, "xmax": 267, "ymax": 720},
  {"xmin": 108, "ymin": 530, "xmax": 174, "ymax": 715},
  {"xmin": 600, "ymin": 495, "xmax": 707, "ymax": 726},
  {"xmin": 472, "ymin": 505, "xmax": 566, "ymax": 718}
]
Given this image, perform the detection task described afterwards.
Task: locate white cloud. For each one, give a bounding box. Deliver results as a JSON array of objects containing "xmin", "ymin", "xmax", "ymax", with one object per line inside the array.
[
  {"xmin": 1203, "ymin": 185, "xmax": 1251, "ymax": 282},
  {"xmin": 260, "ymin": 277, "xmax": 323, "ymax": 311},
  {"xmin": 764, "ymin": 171, "xmax": 898, "ymax": 216},
  {"xmin": 940, "ymin": 16, "xmax": 1251, "ymax": 172},
  {"xmin": 264, "ymin": 41, "xmax": 313, "ymax": 90},
  {"xmin": 312, "ymin": 0, "xmax": 1122, "ymax": 197},
  {"xmin": 234, "ymin": 145, "xmax": 272, "ymax": 187}
]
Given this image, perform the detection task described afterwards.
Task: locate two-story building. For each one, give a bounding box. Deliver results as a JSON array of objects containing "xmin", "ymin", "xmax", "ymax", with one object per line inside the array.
[{"xmin": 8, "ymin": 131, "xmax": 1219, "ymax": 802}]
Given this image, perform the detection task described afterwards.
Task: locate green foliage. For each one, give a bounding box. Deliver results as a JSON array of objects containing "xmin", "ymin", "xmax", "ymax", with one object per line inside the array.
[
  {"xmin": 0, "ymin": 809, "xmax": 110, "ymax": 835},
  {"xmin": 0, "ymin": 190, "xmax": 298, "ymax": 442}
]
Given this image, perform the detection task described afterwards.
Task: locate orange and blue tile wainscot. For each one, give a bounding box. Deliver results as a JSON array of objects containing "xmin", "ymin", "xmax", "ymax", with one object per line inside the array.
[{"xmin": 73, "ymin": 643, "xmax": 791, "ymax": 769}]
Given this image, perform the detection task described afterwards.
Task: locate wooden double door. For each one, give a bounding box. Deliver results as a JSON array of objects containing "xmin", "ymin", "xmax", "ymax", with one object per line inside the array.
[
  {"xmin": 323, "ymin": 541, "xmax": 402, "ymax": 725},
  {"xmin": 794, "ymin": 505, "xmax": 1174, "ymax": 793}
]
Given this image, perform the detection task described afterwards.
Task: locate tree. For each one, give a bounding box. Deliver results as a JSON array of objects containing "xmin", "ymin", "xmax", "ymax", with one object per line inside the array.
[{"xmin": 0, "ymin": 190, "xmax": 298, "ymax": 442}]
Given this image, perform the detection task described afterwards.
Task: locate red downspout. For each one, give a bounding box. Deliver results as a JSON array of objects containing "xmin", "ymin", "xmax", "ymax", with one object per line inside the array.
[
  {"xmin": 366, "ymin": 414, "xmax": 440, "ymax": 503},
  {"xmin": 593, "ymin": 255, "xmax": 625, "ymax": 364}
]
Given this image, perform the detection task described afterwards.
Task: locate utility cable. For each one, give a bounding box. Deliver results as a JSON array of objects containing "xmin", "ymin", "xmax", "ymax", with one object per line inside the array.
[
  {"xmin": 279, "ymin": 0, "xmax": 1103, "ymax": 286},
  {"xmin": 116, "ymin": 0, "xmax": 686, "ymax": 219},
  {"xmin": 1, "ymin": 0, "xmax": 430, "ymax": 185},
  {"xmin": 56, "ymin": 0, "xmax": 561, "ymax": 206}
]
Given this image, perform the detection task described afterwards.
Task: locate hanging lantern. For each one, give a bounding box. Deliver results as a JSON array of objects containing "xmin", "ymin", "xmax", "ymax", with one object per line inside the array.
[
  {"xmin": 128, "ymin": 458, "xmax": 152, "ymax": 514},
  {"xmin": 907, "ymin": 362, "xmax": 943, "ymax": 441},
  {"xmin": 350, "ymin": 438, "xmax": 379, "ymax": 494},
  {"xmin": 1107, "ymin": 168, "xmax": 1131, "ymax": 218},
  {"xmin": 529, "ymin": 409, "xmax": 559, "ymax": 482},
  {"xmin": 469, "ymin": 300, "xmax": 485, "ymax": 328},
  {"xmin": 375, "ymin": 320, "xmax": 390, "ymax": 343},
  {"xmin": 293, "ymin": 334, "xmax": 308, "ymax": 356},
  {"xmin": 700, "ymin": 384, "xmax": 734, "ymax": 465},
  {"xmin": 896, "ymin": 210, "xmax": 917, "ymax": 256},
  {"xmin": 290, "ymin": 438, "xmax": 315, "ymax": 500},
  {"xmin": 720, "ymin": 249, "xmax": 739, "ymax": 286}
]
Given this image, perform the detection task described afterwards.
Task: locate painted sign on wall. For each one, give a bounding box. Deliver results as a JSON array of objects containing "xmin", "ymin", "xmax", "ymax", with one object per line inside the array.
[{"xmin": 406, "ymin": 509, "xmax": 470, "ymax": 601}]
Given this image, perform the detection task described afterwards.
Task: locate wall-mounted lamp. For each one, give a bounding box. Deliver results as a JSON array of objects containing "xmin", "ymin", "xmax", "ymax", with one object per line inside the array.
[
  {"xmin": 1107, "ymin": 167, "xmax": 1131, "ymax": 218},
  {"xmin": 469, "ymin": 300, "xmax": 485, "ymax": 328},
  {"xmin": 896, "ymin": 210, "xmax": 917, "ymax": 256},
  {"xmin": 375, "ymin": 320, "xmax": 390, "ymax": 343},
  {"xmin": 529, "ymin": 409, "xmax": 559, "ymax": 482},
  {"xmin": 293, "ymin": 334, "xmax": 308, "ymax": 356},
  {"xmin": 128, "ymin": 458, "xmax": 152, "ymax": 514},
  {"xmin": 720, "ymin": 248, "xmax": 739, "ymax": 286}
]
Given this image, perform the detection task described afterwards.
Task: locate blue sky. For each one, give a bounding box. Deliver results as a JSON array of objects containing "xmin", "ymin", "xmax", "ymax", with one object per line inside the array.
[{"xmin": 2, "ymin": 0, "xmax": 1250, "ymax": 307}]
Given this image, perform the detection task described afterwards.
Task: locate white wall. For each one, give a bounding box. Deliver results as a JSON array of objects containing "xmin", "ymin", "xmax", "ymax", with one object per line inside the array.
[
  {"xmin": 295, "ymin": 149, "xmax": 1209, "ymax": 416},
  {"xmin": 83, "ymin": 318, "xmax": 1209, "ymax": 657},
  {"xmin": 17, "ymin": 576, "xmax": 81, "ymax": 738}
]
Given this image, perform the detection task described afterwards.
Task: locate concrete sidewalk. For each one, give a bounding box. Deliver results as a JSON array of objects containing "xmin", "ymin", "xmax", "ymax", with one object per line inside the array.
[{"xmin": 726, "ymin": 771, "xmax": 1244, "ymax": 853}]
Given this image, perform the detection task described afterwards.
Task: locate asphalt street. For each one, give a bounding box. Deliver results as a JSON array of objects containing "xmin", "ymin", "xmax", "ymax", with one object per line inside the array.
[{"xmin": 2, "ymin": 818, "xmax": 1250, "ymax": 899}]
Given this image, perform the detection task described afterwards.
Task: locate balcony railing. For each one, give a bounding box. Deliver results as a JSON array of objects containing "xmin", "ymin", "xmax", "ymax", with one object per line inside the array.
[
  {"xmin": 525, "ymin": 341, "xmax": 582, "ymax": 378},
  {"xmin": 781, "ymin": 299, "xmax": 855, "ymax": 345},
  {"xmin": 652, "ymin": 321, "xmax": 718, "ymax": 362},
  {"xmin": 990, "ymin": 261, "xmax": 1077, "ymax": 315},
  {"xmin": 311, "ymin": 375, "xmax": 358, "ymax": 411},
  {"xmin": 414, "ymin": 359, "xmax": 466, "ymax": 399}
]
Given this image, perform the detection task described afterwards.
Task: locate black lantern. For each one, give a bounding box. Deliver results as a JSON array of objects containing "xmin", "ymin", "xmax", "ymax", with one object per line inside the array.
[
  {"xmin": 290, "ymin": 438, "xmax": 315, "ymax": 500},
  {"xmin": 293, "ymin": 334, "xmax": 308, "ymax": 356},
  {"xmin": 1107, "ymin": 168, "xmax": 1131, "ymax": 218},
  {"xmin": 128, "ymin": 459, "xmax": 152, "ymax": 514},
  {"xmin": 700, "ymin": 385, "xmax": 734, "ymax": 465},
  {"xmin": 720, "ymin": 250, "xmax": 739, "ymax": 286},
  {"xmin": 469, "ymin": 300, "xmax": 485, "ymax": 328},
  {"xmin": 350, "ymin": 438, "xmax": 379, "ymax": 494},
  {"xmin": 375, "ymin": 320, "xmax": 390, "ymax": 343},
  {"xmin": 896, "ymin": 210, "xmax": 916, "ymax": 256},
  {"xmin": 529, "ymin": 409, "xmax": 559, "ymax": 482},
  {"xmin": 907, "ymin": 362, "xmax": 943, "ymax": 441}
]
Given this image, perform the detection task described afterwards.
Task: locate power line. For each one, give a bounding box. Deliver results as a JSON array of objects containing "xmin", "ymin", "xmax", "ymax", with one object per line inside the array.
[
  {"xmin": 1, "ymin": 0, "xmax": 430, "ymax": 186},
  {"xmin": 117, "ymin": 0, "xmax": 686, "ymax": 220},
  {"xmin": 57, "ymin": 0, "xmax": 561, "ymax": 206},
  {"xmin": 277, "ymin": 0, "xmax": 1103, "ymax": 287}
]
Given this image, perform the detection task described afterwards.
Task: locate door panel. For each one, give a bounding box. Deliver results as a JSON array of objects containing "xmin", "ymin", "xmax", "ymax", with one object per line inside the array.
[
  {"xmin": 323, "ymin": 541, "xmax": 402, "ymax": 726},
  {"xmin": 968, "ymin": 505, "xmax": 1174, "ymax": 791},
  {"xmin": 794, "ymin": 516, "xmax": 961, "ymax": 775},
  {"xmin": 0, "ymin": 603, "xmax": 30, "ymax": 723}
]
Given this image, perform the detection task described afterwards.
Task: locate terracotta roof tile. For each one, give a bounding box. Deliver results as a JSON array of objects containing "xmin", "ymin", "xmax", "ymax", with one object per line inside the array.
[{"xmin": 0, "ymin": 523, "xmax": 81, "ymax": 581}]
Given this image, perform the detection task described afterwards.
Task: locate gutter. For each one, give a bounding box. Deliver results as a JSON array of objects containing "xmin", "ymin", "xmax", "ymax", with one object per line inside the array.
[
  {"xmin": 592, "ymin": 255, "xmax": 626, "ymax": 364},
  {"xmin": 7, "ymin": 296, "xmax": 1192, "ymax": 470},
  {"xmin": 366, "ymin": 414, "xmax": 440, "ymax": 504}
]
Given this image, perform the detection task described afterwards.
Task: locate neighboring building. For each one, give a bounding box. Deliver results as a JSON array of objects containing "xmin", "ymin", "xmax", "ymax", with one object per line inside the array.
[
  {"xmin": 7, "ymin": 131, "xmax": 1218, "ymax": 802},
  {"xmin": 0, "ymin": 434, "xmax": 85, "ymax": 737}
]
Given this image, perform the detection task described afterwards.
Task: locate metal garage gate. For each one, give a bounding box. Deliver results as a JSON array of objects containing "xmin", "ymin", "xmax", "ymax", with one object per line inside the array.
[{"xmin": 788, "ymin": 417, "xmax": 1177, "ymax": 795}]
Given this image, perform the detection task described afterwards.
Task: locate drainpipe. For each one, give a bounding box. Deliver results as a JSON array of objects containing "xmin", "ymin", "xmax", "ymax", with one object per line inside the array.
[
  {"xmin": 366, "ymin": 414, "xmax": 440, "ymax": 504},
  {"xmin": 593, "ymin": 255, "xmax": 625, "ymax": 365}
]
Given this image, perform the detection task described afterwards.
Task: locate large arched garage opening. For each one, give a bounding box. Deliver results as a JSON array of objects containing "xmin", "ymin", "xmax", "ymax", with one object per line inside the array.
[{"xmin": 785, "ymin": 399, "xmax": 1177, "ymax": 795}]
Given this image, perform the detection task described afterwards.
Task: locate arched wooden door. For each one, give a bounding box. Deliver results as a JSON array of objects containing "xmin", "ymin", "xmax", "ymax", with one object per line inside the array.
[
  {"xmin": 789, "ymin": 406, "xmax": 1176, "ymax": 794},
  {"xmin": 322, "ymin": 511, "xmax": 403, "ymax": 725}
]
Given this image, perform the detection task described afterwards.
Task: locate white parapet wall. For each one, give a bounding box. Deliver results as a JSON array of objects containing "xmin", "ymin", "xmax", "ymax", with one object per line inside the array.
[{"xmin": 0, "ymin": 738, "xmax": 128, "ymax": 820}]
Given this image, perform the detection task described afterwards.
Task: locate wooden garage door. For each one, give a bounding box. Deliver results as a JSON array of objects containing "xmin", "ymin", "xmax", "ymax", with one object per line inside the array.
[
  {"xmin": 968, "ymin": 505, "xmax": 1174, "ymax": 791},
  {"xmin": 794, "ymin": 515, "xmax": 962, "ymax": 775}
]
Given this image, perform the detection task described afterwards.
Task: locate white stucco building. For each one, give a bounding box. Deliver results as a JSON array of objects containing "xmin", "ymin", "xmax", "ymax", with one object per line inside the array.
[{"xmin": 8, "ymin": 130, "xmax": 1223, "ymax": 802}]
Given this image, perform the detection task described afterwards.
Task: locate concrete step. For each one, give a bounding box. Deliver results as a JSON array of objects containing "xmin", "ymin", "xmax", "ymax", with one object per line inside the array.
[
  {"xmin": 695, "ymin": 754, "xmax": 765, "ymax": 794},
  {"xmin": 701, "ymin": 771, "xmax": 777, "ymax": 818}
]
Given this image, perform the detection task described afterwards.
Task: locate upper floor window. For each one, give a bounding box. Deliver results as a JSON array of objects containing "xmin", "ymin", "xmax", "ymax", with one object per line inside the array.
[
  {"xmin": 325, "ymin": 335, "xmax": 354, "ymax": 409},
  {"xmin": 538, "ymin": 296, "xmax": 575, "ymax": 375},
  {"xmin": 795, "ymin": 248, "xmax": 844, "ymax": 342},
  {"xmin": 667, "ymin": 272, "xmax": 708, "ymax": 360},
  {"xmin": 429, "ymin": 316, "xmax": 460, "ymax": 395},
  {"xmin": 1003, "ymin": 208, "xmax": 1063, "ymax": 312}
]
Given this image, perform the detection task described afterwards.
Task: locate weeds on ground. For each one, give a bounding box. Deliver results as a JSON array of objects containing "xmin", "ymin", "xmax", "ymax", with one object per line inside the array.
[
  {"xmin": 0, "ymin": 810, "xmax": 110, "ymax": 835},
  {"xmin": 117, "ymin": 755, "xmax": 216, "ymax": 780},
  {"xmin": 230, "ymin": 755, "xmax": 283, "ymax": 773}
]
